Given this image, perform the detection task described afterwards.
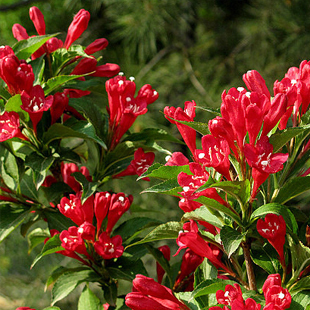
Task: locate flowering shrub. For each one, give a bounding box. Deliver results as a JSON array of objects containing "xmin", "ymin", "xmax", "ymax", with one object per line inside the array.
[{"xmin": 1, "ymin": 5, "xmax": 310, "ymax": 310}]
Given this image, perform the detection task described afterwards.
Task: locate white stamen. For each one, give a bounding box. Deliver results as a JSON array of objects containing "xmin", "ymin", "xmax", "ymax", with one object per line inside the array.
[
  {"xmin": 118, "ymin": 80, "xmax": 124, "ymax": 86},
  {"xmin": 165, "ymin": 155, "xmax": 171, "ymax": 162},
  {"xmin": 245, "ymin": 92, "xmax": 251, "ymax": 98},
  {"xmin": 129, "ymin": 76, "xmax": 135, "ymax": 82},
  {"xmin": 278, "ymin": 292, "xmax": 285, "ymax": 299},
  {"xmin": 291, "ymin": 79, "xmax": 297, "ymax": 85},
  {"xmin": 198, "ymin": 152, "xmax": 205, "ymax": 159},
  {"xmin": 118, "ymin": 72, "xmax": 124, "ymax": 76},
  {"xmin": 126, "ymin": 97, "xmax": 132, "ymax": 102},
  {"xmin": 153, "ymin": 90, "xmax": 158, "ymax": 95},
  {"xmin": 237, "ymin": 87, "xmax": 245, "ymax": 92},
  {"xmin": 119, "ymin": 196, "xmax": 125, "ymax": 202},
  {"xmin": 183, "ymin": 186, "xmax": 190, "ymax": 192}
]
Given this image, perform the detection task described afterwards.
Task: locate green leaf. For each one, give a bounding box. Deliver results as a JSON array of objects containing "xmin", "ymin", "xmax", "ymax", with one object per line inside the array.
[
  {"xmin": 71, "ymin": 172, "xmax": 99, "ymax": 203},
  {"xmin": 31, "ymin": 56, "xmax": 46, "ymax": 85},
  {"xmin": 250, "ymin": 203, "xmax": 298, "ymax": 234},
  {"xmin": 107, "ymin": 257, "xmax": 148, "ymax": 281},
  {"xmin": 195, "ymin": 196, "xmax": 242, "ymax": 226},
  {"xmin": 290, "ymin": 290, "xmax": 310, "ymax": 310},
  {"xmin": 44, "ymin": 209, "xmax": 76, "ymax": 232},
  {"xmin": 0, "ymin": 86, "xmax": 11, "ymax": 100},
  {"xmin": 220, "ymin": 225, "xmax": 245, "ymax": 258},
  {"xmin": 269, "ymin": 124, "xmax": 310, "ymax": 152},
  {"xmin": 182, "ymin": 205, "xmax": 224, "ymax": 229},
  {"xmin": 31, "ymin": 234, "xmax": 63, "ymax": 268},
  {"xmin": 287, "ymin": 234, "xmax": 310, "ymax": 284},
  {"xmin": 13, "ymin": 34, "xmax": 58, "ymax": 60},
  {"xmin": 114, "ymin": 217, "xmax": 162, "ymax": 243},
  {"xmin": 27, "ymin": 227, "xmax": 50, "ymax": 253},
  {"xmin": 0, "ymin": 204, "xmax": 29, "ymax": 242},
  {"xmin": 52, "ymin": 267, "xmax": 101, "ymax": 305},
  {"xmin": 69, "ymin": 98, "xmax": 108, "ymax": 142},
  {"xmin": 209, "ymin": 180, "xmax": 251, "ymax": 206},
  {"xmin": 273, "ymin": 176, "xmax": 310, "ymax": 204},
  {"xmin": 43, "ymin": 74, "xmax": 86, "ymax": 96},
  {"xmin": 251, "ymin": 243, "xmax": 281, "ymax": 274},
  {"xmin": 290, "ymin": 276, "xmax": 310, "ymax": 294},
  {"xmin": 191, "ymin": 279, "xmax": 239, "ymax": 300},
  {"xmin": 141, "ymin": 178, "xmax": 182, "ymax": 196},
  {"xmin": 46, "ymin": 266, "xmax": 69, "ymax": 289},
  {"xmin": 43, "ymin": 122, "xmax": 106, "ymax": 147},
  {"xmin": 0, "ymin": 146, "xmax": 20, "ymax": 190},
  {"xmin": 139, "ymin": 163, "xmax": 191, "ymax": 181},
  {"xmin": 166, "ymin": 116, "xmax": 210, "ymax": 136},
  {"xmin": 126, "ymin": 221, "xmax": 183, "ymax": 247},
  {"xmin": 78, "ymin": 286, "xmax": 102, "ymax": 310},
  {"xmin": 20, "ymin": 169, "xmax": 39, "ymax": 200},
  {"xmin": 5, "ymin": 94, "xmax": 30, "ymax": 122},
  {"xmin": 144, "ymin": 244, "xmax": 172, "ymax": 285},
  {"xmin": 196, "ymin": 105, "xmax": 221, "ymax": 116},
  {"xmin": 125, "ymin": 128, "xmax": 183, "ymax": 144},
  {"xmin": 43, "ymin": 307, "xmax": 62, "ymax": 310}
]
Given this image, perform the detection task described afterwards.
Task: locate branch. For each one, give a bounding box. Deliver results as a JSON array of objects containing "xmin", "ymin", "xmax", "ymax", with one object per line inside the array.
[{"xmin": 0, "ymin": 0, "xmax": 47, "ymax": 12}]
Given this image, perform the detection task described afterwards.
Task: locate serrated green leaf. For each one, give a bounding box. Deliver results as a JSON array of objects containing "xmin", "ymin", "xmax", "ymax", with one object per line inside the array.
[
  {"xmin": 196, "ymin": 105, "xmax": 221, "ymax": 116},
  {"xmin": 31, "ymin": 234, "xmax": 63, "ymax": 268},
  {"xmin": 25, "ymin": 152, "xmax": 55, "ymax": 172},
  {"xmin": 43, "ymin": 122, "xmax": 106, "ymax": 147},
  {"xmin": 107, "ymin": 257, "xmax": 148, "ymax": 281},
  {"xmin": 43, "ymin": 209, "xmax": 76, "ymax": 232},
  {"xmin": 42, "ymin": 74, "xmax": 86, "ymax": 95},
  {"xmin": 251, "ymin": 243, "xmax": 281, "ymax": 274},
  {"xmin": 191, "ymin": 279, "xmax": 239, "ymax": 300},
  {"xmin": 126, "ymin": 221, "xmax": 183, "ymax": 248},
  {"xmin": 20, "ymin": 169, "xmax": 39, "ymax": 200},
  {"xmin": 287, "ymin": 234, "xmax": 310, "ymax": 284},
  {"xmin": 5, "ymin": 94, "xmax": 30, "ymax": 122},
  {"xmin": 52, "ymin": 268, "xmax": 101, "ymax": 305},
  {"xmin": 273, "ymin": 176, "xmax": 310, "ymax": 204},
  {"xmin": 114, "ymin": 217, "xmax": 162, "ymax": 243},
  {"xmin": 69, "ymin": 98, "xmax": 107, "ymax": 143},
  {"xmin": 0, "ymin": 204, "xmax": 29, "ymax": 242},
  {"xmin": 139, "ymin": 163, "xmax": 191, "ymax": 181},
  {"xmin": 209, "ymin": 180, "xmax": 251, "ymax": 206},
  {"xmin": 78, "ymin": 286, "xmax": 102, "ymax": 310},
  {"xmin": 195, "ymin": 196, "xmax": 242, "ymax": 226},
  {"xmin": 27, "ymin": 227, "xmax": 50, "ymax": 254},
  {"xmin": 141, "ymin": 178, "xmax": 182, "ymax": 196},
  {"xmin": 290, "ymin": 290, "xmax": 310, "ymax": 310},
  {"xmin": 31, "ymin": 55, "xmax": 46, "ymax": 85},
  {"xmin": 0, "ymin": 146, "xmax": 20, "ymax": 190},
  {"xmin": 289, "ymin": 276, "xmax": 310, "ymax": 294},
  {"xmin": 166, "ymin": 116, "xmax": 210, "ymax": 136},
  {"xmin": 250, "ymin": 203, "xmax": 298, "ymax": 234},
  {"xmin": 71, "ymin": 172, "xmax": 99, "ymax": 203},
  {"xmin": 46, "ymin": 266, "xmax": 69, "ymax": 289},
  {"xmin": 13, "ymin": 34, "xmax": 58, "ymax": 60},
  {"xmin": 220, "ymin": 225, "xmax": 245, "ymax": 258},
  {"xmin": 182, "ymin": 205, "xmax": 224, "ymax": 229}
]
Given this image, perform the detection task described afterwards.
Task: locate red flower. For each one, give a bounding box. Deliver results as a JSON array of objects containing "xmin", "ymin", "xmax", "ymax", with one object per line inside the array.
[
  {"xmin": 262, "ymin": 274, "xmax": 282, "ymax": 295},
  {"xmin": 58, "ymin": 192, "xmax": 94, "ymax": 226},
  {"xmin": 84, "ymin": 38, "xmax": 109, "ymax": 55},
  {"xmin": 16, "ymin": 307, "xmax": 36, "ymax": 310},
  {"xmin": 0, "ymin": 54, "xmax": 34, "ymax": 95},
  {"xmin": 195, "ymin": 134, "xmax": 231, "ymax": 180},
  {"xmin": 114, "ymin": 148, "xmax": 155, "ymax": 180},
  {"xmin": 106, "ymin": 193, "xmax": 133, "ymax": 234},
  {"xmin": 78, "ymin": 221, "xmax": 95, "ymax": 241},
  {"xmin": 106, "ymin": 75, "xmax": 158, "ymax": 148},
  {"xmin": 174, "ymin": 248, "xmax": 203, "ymax": 291},
  {"xmin": 50, "ymin": 91, "xmax": 69, "ymax": 124},
  {"xmin": 125, "ymin": 274, "xmax": 190, "ymax": 310},
  {"xmin": 64, "ymin": 9, "xmax": 90, "ymax": 49},
  {"xmin": 94, "ymin": 232, "xmax": 124, "ymax": 259},
  {"xmin": 176, "ymin": 220, "xmax": 231, "ymax": 274},
  {"xmin": 165, "ymin": 152, "xmax": 189, "ymax": 166},
  {"xmin": 257, "ymin": 214, "xmax": 286, "ymax": 265},
  {"xmin": 243, "ymin": 70, "xmax": 271, "ymax": 99},
  {"xmin": 216, "ymin": 283, "xmax": 244, "ymax": 306},
  {"xmin": 29, "ymin": 6, "xmax": 45, "ymax": 35},
  {"xmin": 59, "ymin": 226, "xmax": 88, "ymax": 256},
  {"xmin": 61, "ymin": 162, "xmax": 92, "ymax": 193},
  {"xmin": 20, "ymin": 85, "xmax": 53, "ymax": 132},
  {"xmin": 264, "ymin": 286, "xmax": 291, "ymax": 309},
  {"xmin": 0, "ymin": 111, "xmax": 27, "ymax": 142},
  {"xmin": 94, "ymin": 191, "xmax": 111, "ymax": 234},
  {"xmin": 244, "ymin": 136, "xmax": 288, "ymax": 197},
  {"xmin": 164, "ymin": 100, "xmax": 197, "ymax": 159},
  {"xmin": 156, "ymin": 245, "xmax": 171, "ymax": 284}
]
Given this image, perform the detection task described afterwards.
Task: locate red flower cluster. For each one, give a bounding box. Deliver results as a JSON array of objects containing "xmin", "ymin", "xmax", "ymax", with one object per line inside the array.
[
  {"xmin": 210, "ymin": 274, "xmax": 291, "ymax": 310},
  {"xmin": 45, "ymin": 163, "xmax": 132, "ymax": 263},
  {"xmin": 106, "ymin": 74, "xmax": 159, "ymax": 148}
]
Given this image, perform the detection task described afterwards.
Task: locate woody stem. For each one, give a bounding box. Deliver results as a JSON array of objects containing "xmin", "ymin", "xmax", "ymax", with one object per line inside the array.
[{"xmin": 241, "ymin": 240, "xmax": 257, "ymax": 291}]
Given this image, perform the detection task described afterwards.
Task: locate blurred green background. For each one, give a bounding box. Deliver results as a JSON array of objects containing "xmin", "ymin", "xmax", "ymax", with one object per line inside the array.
[{"xmin": 1, "ymin": 0, "xmax": 310, "ymax": 308}]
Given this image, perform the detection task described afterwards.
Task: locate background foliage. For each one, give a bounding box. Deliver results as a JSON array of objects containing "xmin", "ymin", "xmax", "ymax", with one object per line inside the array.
[{"xmin": 1, "ymin": 0, "xmax": 310, "ymax": 309}]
